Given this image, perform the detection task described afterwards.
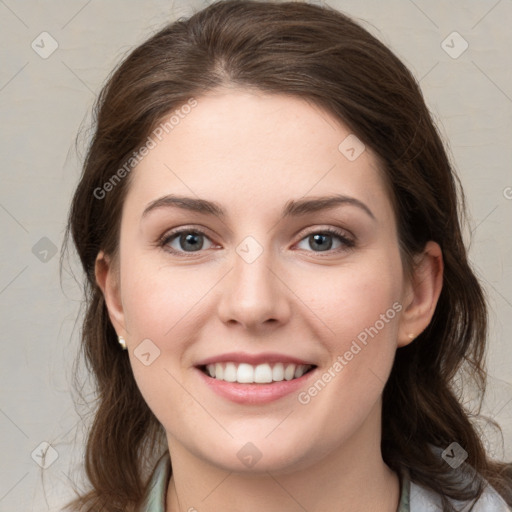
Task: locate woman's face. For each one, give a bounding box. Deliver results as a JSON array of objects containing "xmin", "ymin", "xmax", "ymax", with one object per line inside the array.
[{"xmin": 100, "ymin": 88, "xmax": 426, "ymax": 473}]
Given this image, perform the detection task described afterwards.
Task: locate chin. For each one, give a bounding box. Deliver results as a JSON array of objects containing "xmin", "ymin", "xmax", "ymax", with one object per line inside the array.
[{"xmin": 189, "ymin": 433, "xmax": 322, "ymax": 475}]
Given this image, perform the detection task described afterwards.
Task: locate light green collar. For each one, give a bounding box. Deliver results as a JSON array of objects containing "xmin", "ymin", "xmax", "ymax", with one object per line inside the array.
[{"xmin": 139, "ymin": 453, "xmax": 171, "ymax": 511}]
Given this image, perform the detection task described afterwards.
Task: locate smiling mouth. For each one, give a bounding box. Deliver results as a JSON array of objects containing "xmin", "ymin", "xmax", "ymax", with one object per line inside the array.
[{"xmin": 198, "ymin": 362, "xmax": 317, "ymax": 384}]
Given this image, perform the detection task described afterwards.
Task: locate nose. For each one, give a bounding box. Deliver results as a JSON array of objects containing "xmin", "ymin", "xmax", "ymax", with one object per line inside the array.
[{"xmin": 216, "ymin": 244, "xmax": 291, "ymax": 332}]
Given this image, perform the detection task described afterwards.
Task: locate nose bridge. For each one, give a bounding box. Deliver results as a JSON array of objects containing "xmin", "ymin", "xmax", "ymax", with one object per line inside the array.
[
  {"xmin": 217, "ymin": 234, "xmax": 289, "ymax": 328},
  {"xmin": 232, "ymin": 236, "xmax": 278, "ymax": 306}
]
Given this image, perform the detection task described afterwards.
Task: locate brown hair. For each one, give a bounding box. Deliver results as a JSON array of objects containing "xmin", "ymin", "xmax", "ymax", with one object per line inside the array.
[{"xmin": 61, "ymin": 1, "xmax": 512, "ymax": 510}]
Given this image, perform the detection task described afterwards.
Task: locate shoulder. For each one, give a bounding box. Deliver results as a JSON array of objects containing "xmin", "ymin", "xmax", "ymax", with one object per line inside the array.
[
  {"xmin": 404, "ymin": 445, "xmax": 511, "ymax": 512},
  {"xmin": 410, "ymin": 479, "xmax": 510, "ymax": 511}
]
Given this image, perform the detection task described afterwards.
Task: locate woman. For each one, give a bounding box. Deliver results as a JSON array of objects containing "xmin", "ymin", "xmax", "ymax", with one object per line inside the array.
[{"xmin": 62, "ymin": 1, "xmax": 512, "ymax": 510}]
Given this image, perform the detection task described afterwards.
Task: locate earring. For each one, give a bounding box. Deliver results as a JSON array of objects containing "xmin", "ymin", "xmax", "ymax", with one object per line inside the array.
[
  {"xmin": 408, "ymin": 333, "xmax": 415, "ymax": 340},
  {"xmin": 118, "ymin": 335, "xmax": 127, "ymax": 350}
]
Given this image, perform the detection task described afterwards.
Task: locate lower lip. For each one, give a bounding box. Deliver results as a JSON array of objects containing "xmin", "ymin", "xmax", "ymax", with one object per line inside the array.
[{"xmin": 196, "ymin": 367, "xmax": 317, "ymax": 404}]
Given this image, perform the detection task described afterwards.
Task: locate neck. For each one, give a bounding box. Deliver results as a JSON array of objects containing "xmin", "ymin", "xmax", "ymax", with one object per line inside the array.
[{"xmin": 166, "ymin": 403, "xmax": 400, "ymax": 512}]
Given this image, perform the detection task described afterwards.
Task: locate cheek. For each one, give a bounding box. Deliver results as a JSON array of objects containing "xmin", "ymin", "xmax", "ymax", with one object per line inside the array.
[
  {"xmin": 290, "ymin": 277, "xmax": 402, "ymax": 447},
  {"xmin": 296, "ymin": 254, "xmax": 403, "ymax": 346},
  {"xmin": 121, "ymin": 259, "xmax": 205, "ymax": 340},
  {"xmin": 294, "ymin": 251, "xmax": 404, "ymax": 413},
  {"xmin": 120, "ymin": 261, "xmax": 205, "ymax": 426}
]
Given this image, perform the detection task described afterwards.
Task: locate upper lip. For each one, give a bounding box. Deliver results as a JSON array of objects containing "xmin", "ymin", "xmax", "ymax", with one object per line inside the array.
[{"xmin": 195, "ymin": 352, "xmax": 316, "ymax": 367}]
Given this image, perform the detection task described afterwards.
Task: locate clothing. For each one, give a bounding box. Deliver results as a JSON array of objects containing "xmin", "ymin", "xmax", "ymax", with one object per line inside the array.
[{"xmin": 139, "ymin": 452, "xmax": 511, "ymax": 512}]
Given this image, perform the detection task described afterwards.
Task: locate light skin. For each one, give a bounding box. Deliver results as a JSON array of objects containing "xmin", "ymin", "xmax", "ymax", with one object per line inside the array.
[{"xmin": 95, "ymin": 88, "xmax": 443, "ymax": 512}]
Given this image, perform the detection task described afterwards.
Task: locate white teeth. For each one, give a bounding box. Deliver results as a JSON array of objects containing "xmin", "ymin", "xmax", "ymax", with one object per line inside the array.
[
  {"xmin": 215, "ymin": 363, "xmax": 223, "ymax": 380},
  {"xmin": 203, "ymin": 362, "xmax": 313, "ymax": 383},
  {"xmin": 294, "ymin": 365, "xmax": 306, "ymax": 378},
  {"xmin": 272, "ymin": 363, "xmax": 284, "ymax": 381},
  {"xmin": 223, "ymin": 362, "xmax": 237, "ymax": 382},
  {"xmin": 284, "ymin": 364, "xmax": 295, "ymax": 381},
  {"xmin": 237, "ymin": 363, "xmax": 254, "ymax": 383},
  {"xmin": 254, "ymin": 363, "xmax": 273, "ymax": 383}
]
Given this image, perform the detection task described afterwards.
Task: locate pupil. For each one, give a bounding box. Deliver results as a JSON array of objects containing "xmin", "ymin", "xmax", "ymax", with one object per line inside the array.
[
  {"xmin": 311, "ymin": 233, "xmax": 332, "ymax": 251},
  {"xmin": 182, "ymin": 233, "xmax": 202, "ymax": 251}
]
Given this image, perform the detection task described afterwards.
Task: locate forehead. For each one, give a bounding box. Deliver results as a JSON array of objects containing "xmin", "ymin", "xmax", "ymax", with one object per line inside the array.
[{"xmin": 124, "ymin": 89, "xmax": 394, "ymax": 225}]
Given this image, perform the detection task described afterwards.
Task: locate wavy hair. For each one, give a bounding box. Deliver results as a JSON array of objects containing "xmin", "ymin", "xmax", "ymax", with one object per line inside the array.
[{"xmin": 62, "ymin": 1, "xmax": 512, "ymax": 510}]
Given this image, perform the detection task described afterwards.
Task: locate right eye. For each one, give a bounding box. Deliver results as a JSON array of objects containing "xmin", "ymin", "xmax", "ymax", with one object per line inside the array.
[{"xmin": 159, "ymin": 228, "xmax": 215, "ymax": 255}]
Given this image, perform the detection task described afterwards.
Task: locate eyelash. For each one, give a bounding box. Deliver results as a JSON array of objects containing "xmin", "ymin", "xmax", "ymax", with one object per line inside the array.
[{"xmin": 156, "ymin": 226, "xmax": 356, "ymax": 257}]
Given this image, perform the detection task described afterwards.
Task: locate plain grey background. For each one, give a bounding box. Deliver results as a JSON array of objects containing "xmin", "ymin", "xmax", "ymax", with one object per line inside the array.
[{"xmin": 0, "ymin": 0, "xmax": 511, "ymax": 510}]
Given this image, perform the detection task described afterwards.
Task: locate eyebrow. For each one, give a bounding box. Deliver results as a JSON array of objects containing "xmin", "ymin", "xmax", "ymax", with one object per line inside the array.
[{"xmin": 141, "ymin": 193, "xmax": 375, "ymax": 221}]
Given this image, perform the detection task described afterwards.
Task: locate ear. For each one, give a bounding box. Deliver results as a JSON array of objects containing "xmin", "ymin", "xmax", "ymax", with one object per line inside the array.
[
  {"xmin": 397, "ymin": 241, "xmax": 444, "ymax": 348},
  {"xmin": 95, "ymin": 250, "xmax": 127, "ymax": 338}
]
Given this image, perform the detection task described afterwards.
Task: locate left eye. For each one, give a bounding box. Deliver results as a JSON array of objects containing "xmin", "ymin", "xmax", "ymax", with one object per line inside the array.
[
  {"xmin": 159, "ymin": 228, "xmax": 354, "ymax": 255},
  {"xmin": 295, "ymin": 230, "xmax": 354, "ymax": 252}
]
